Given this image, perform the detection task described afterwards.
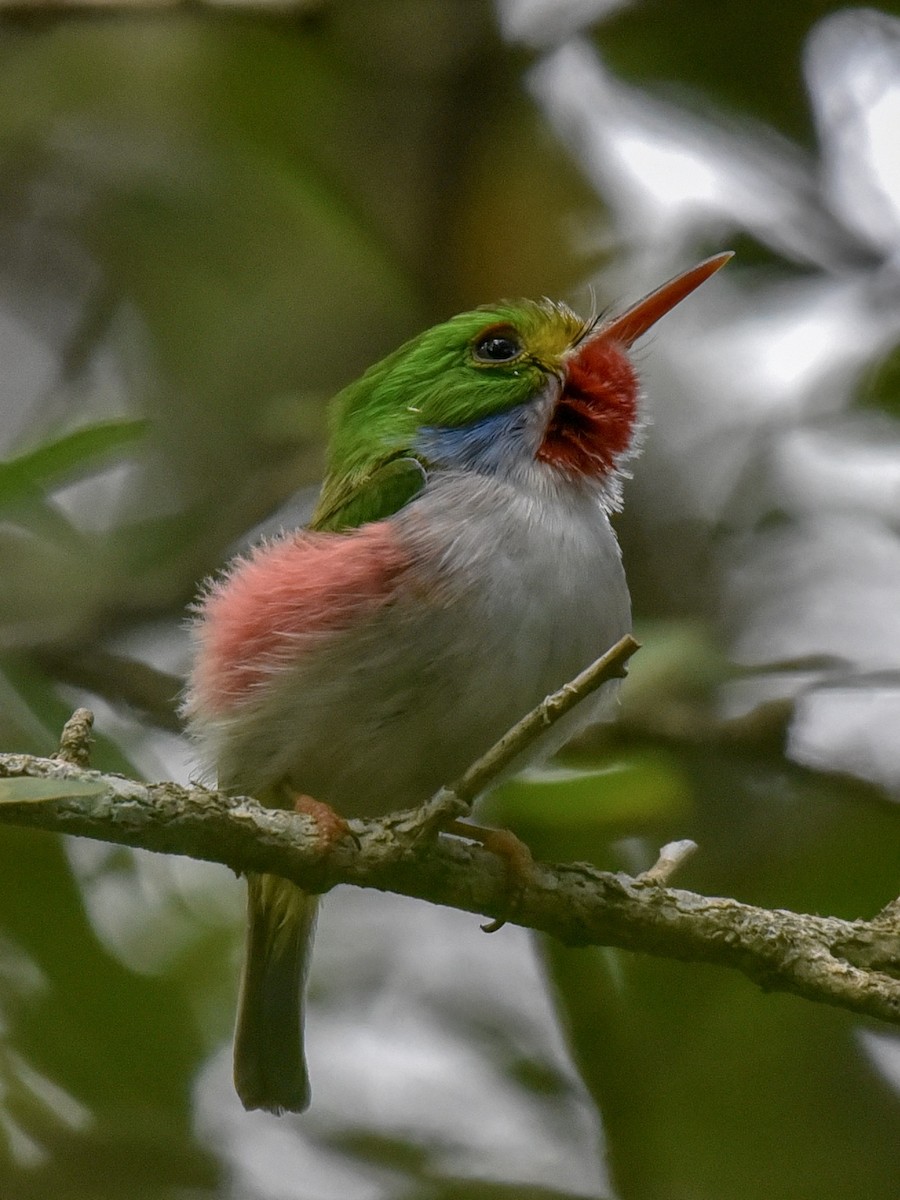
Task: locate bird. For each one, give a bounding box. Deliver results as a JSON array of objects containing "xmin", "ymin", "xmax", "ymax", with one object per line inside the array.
[{"xmin": 182, "ymin": 252, "xmax": 731, "ymax": 1114}]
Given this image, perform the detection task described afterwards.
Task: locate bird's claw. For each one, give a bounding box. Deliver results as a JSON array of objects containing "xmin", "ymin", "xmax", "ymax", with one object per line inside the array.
[
  {"xmin": 443, "ymin": 818, "xmax": 535, "ymax": 933},
  {"xmin": 291, "ymin": 793, "xmax": 358, "ymax": 854}
]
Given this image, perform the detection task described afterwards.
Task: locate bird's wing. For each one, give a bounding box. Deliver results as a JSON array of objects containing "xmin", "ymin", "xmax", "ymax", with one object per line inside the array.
[{"xmin": 311, "ymin": 455, "xmax": 427, "ymax": 533}]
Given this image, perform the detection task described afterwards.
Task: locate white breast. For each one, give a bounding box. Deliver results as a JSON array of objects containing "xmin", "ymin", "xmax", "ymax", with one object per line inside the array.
[{"xmin": 210, "ymin": 471, "xmax": 631, "ymax": 817}]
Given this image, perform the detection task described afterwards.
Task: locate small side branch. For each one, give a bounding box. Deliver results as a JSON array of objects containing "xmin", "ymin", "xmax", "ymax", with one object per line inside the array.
[
  {"xmin": 453, "ymin": 634, "xmax": 640, "ymax": 804},
  {"xmin": 53, "ymin": 707, "xmax": 95, "ymax": 767},
  {"xmin": 412, "ymin": 633, "xmax": 641, "ymax": 835}
]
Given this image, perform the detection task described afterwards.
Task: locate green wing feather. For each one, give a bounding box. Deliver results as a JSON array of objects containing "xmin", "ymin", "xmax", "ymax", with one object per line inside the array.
[{"xmin": 310, "ymin": 454, "xmax": 427, "ymax": 533}]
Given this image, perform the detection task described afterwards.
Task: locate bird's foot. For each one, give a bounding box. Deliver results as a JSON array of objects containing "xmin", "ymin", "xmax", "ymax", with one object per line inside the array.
[
  {"xmin": 443, "ymin": 819, "xmax": 534, "ymax": 933},
  {"xmin": 291, "ymin": 793, "xmax": 357, "ymax": 854}
]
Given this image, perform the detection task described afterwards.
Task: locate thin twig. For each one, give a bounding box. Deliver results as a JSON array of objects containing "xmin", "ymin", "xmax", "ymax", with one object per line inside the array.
[
  {"xmin": 455, "ymin": 633, "xmax": 640, "ymax": 804},
  {"xmin": 407, "ymin": 634, "xmax": 640, "ymax": 838},
  {"xmin": 636, "ymin": 839, "xmax": 698, "ymax": 885}
]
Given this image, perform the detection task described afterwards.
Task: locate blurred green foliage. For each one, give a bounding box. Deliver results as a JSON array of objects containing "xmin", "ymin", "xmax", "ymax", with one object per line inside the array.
[{"xmin": 0, "ymin": 2, "xmax": 899, "ymax": 1199}]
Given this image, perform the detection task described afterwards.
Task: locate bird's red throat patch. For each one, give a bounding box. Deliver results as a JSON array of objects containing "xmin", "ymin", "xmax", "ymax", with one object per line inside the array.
[{"xmin": 537, "ymin": 337, "xmax": 638, "ymax": 478}]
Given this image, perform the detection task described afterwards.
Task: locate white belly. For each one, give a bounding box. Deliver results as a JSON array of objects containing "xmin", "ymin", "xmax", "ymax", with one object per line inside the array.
[{"xmin": 212, "ymin": 472, "xmax": 631, "ymax": 816}]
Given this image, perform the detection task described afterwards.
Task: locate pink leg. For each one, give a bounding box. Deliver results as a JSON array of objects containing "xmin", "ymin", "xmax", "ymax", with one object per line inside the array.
[
  {"xmin": 291, "ymin": 792, "xmax": 354, "ymax": 852},
  {"xmin": 444, "ymin": 819, "xmax": 535, "ymax": 932}
]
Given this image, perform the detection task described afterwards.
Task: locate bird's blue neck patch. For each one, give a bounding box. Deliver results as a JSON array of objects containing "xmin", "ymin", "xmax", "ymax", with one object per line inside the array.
[{"xmin": 413, "ymin": 403, "xmax": 534, "ymax": 478}]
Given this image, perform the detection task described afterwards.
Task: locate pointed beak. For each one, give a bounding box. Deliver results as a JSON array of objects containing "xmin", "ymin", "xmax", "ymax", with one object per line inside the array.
[{"xmin": 598, "ymin": 252, "xmax": 733, "ymax": 348}]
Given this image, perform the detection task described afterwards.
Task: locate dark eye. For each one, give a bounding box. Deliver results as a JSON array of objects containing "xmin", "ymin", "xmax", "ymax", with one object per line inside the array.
[{"xmin": 473, "ymin": 329, "xmax": 522, "ymax": 363}]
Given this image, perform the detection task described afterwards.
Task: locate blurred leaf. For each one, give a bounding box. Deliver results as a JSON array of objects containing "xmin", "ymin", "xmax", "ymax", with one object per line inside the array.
[
  {"xmin": 0, "ymin": 823, "xmax": 218, "ymax": 1198},
  {"xmin": 0, "ymin": 420, "xmax": 148, "ymax": 507},
  {"xmin": 550, "ymin": 939, "xmax": 900, "ymax": 1200},
  {"xmin": 545, "ymin": 748, "xmax": 900, "ymax": 1200},
  {"xmin": 0, "ymin": 777, "xmax": 105, "ymax": 804},
  {"xmin": 489, "ymin": 753, "xmax": 692, "ymax": 862},
  {"xmin": 859, "ymin": 339, "xmax": 900, "ymax": 414}
]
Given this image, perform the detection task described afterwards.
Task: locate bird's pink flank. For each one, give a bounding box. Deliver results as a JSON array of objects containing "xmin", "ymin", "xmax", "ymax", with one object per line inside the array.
[{"xmin": 191, "ymin": 524, "xmax": 409, "ymax": 717}]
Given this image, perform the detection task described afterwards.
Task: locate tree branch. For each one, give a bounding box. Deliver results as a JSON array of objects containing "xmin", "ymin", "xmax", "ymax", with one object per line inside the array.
[{"xmin": 0, "ymin": 633, "xmax": 897, "ymax": 1029}]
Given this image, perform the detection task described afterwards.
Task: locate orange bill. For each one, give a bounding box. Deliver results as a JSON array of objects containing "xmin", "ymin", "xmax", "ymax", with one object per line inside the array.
[{"xmin": 601, "ymin": 252, "xmax": 733, "ymax": 347}]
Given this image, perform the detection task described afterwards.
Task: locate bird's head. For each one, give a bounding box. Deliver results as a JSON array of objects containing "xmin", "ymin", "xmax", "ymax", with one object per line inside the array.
[{"xmin": 319, "ymin": 254, "xmax": 731, "ymax": 522}]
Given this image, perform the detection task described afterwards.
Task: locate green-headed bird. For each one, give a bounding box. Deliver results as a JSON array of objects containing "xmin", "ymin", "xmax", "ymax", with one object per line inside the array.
[{"xmin": 184, "ymin": 253, "xmax": 731, "ymax": 1113}]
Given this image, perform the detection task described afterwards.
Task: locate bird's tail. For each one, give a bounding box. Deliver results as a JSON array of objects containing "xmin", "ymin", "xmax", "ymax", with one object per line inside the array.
[{"xmin": 233, "ymin": 872, "xmax": 319, "ymax": 1113}]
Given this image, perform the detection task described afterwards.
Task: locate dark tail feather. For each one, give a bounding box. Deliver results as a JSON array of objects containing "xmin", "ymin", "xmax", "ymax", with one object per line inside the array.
[{"xmin": 233, "ymin": 872, "xmax": 318, "ymax": 1113}]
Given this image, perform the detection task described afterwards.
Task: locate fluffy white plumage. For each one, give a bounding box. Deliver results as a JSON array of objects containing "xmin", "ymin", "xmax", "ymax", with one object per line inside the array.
[{"xmin": 187, "ymin": 468, "xmax": 630, "ymax": 813}]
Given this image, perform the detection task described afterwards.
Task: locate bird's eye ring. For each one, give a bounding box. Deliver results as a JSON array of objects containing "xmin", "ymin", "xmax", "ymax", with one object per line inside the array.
[{"xmin": 472, "ymin": 326, "xmax": 523, "ymax": 364}]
